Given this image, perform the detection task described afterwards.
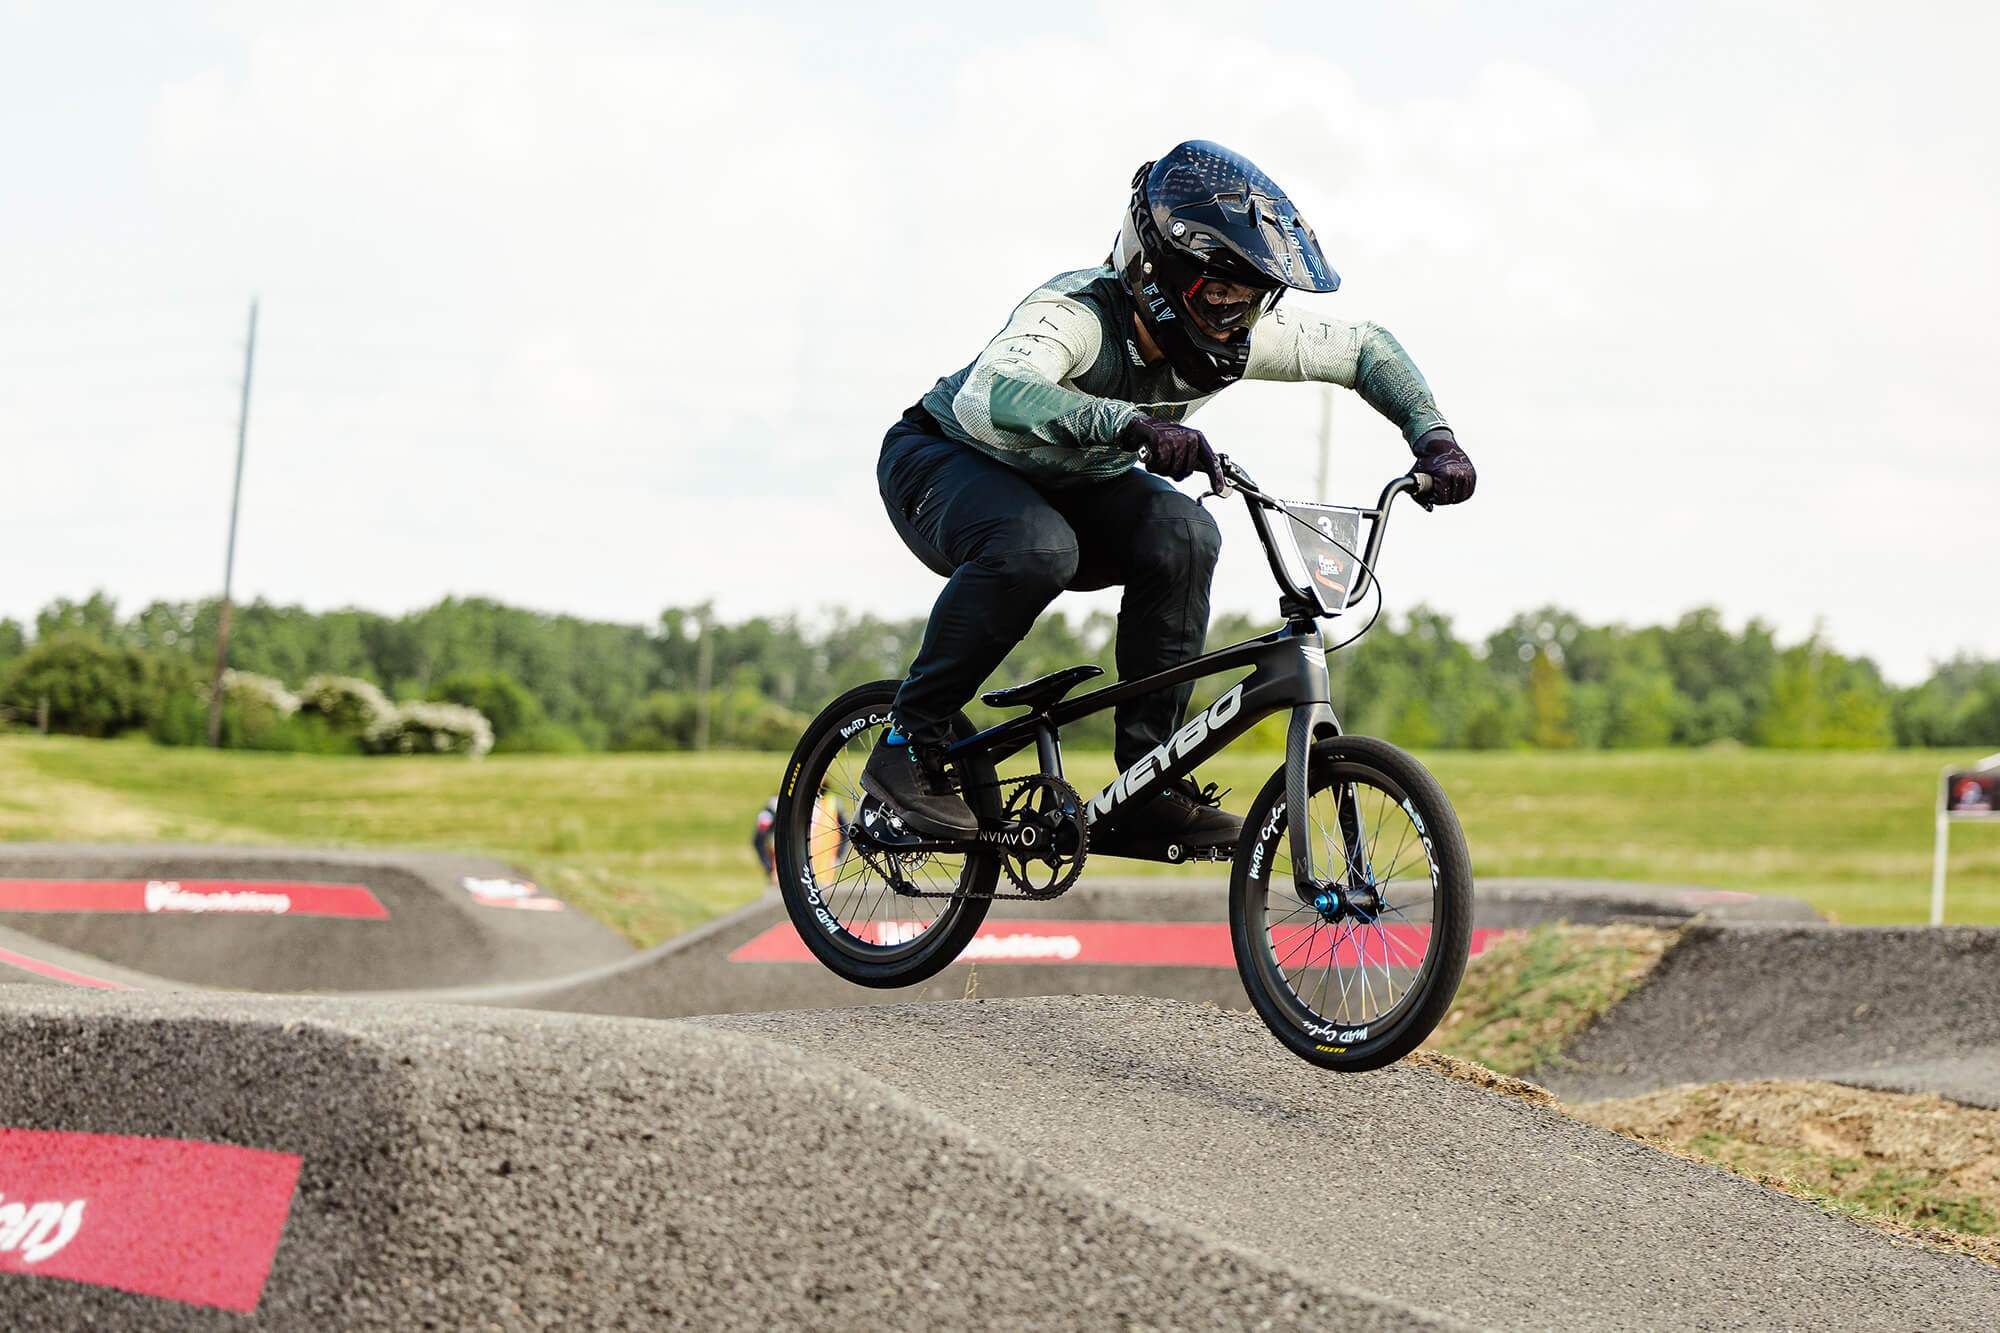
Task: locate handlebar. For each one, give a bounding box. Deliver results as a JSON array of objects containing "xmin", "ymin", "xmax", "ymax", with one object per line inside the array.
[{"xmin": 1210, "ymin": 455, "xmax": 1432, "ymax": 615}]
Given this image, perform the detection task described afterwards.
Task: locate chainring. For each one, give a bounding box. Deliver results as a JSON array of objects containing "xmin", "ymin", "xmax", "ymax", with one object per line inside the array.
[{"xmin": 995, "ymin": 773, "xmax": 1088, "ymax": 899}]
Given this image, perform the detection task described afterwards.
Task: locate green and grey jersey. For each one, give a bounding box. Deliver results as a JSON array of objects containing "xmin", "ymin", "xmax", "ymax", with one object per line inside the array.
[{"xmin": 918, "ymin": 265, "xmax": 1451, "ymax": 488}]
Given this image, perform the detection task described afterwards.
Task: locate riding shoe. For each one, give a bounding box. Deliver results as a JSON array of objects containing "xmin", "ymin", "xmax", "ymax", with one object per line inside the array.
[
  {"xmin": 859, "ymin": 730, "xmax": 980, "ymax": 838},
  {"xmin": 1093, "ymin": 777, "xmax": 1242, "ymax": 854}
]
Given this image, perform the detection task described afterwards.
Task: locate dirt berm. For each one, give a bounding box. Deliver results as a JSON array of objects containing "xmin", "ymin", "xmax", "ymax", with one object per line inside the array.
[
  {"xmin": 7, "ymin": 988, "xmax": 1996, "ymax": 1330},
  {"xmin": 1537, "ymin": 923, "xmax": 2000, "ymax": 1109},
  {"xmin": 0, "ymin": 843, "xmax": 631, "ymax": 992}
]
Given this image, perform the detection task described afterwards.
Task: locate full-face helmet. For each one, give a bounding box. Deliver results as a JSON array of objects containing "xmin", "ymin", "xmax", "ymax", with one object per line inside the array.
[{"xmin": 1113, "ymin": 140, "xmax": 1339, "ymax": 392}]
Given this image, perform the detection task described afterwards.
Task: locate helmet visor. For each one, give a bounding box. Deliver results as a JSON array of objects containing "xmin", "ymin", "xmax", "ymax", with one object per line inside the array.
[{"xmin": 1185, "ymin": 276, "xmax": 1281, "ymax": 336}]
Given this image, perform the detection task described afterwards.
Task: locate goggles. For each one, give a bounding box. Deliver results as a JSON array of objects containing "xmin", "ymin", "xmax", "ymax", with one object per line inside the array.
[{"xmin": 1185, "ymin": 275, "xmax": 1282, "ymax": 336}]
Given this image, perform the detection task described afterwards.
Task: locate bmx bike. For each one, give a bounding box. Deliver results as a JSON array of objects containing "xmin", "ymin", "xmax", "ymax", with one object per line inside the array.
[{"xmin": 773, "ymin": 456, "xmax": 1472, "ymax": 1071}]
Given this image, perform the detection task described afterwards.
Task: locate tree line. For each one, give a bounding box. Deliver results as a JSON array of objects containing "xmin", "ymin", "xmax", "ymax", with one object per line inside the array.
[{"xmin": 1, "ymin": 591, "xmax": 1994, "ymax": 752}]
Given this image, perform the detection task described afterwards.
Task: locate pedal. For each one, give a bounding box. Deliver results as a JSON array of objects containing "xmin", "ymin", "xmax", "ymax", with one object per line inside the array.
[
  {"xmin": 1089, "ymin": 831, "xmax": 1238, "ymax": 865},
  {"xmin": 850, "ymin": 796, "xmax": 961, "ymax": 854}
]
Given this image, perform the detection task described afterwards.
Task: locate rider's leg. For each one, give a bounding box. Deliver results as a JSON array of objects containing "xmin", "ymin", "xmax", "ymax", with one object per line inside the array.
[
  {"xmin": 1053, "ymin": 469, "xmax": 1239, "ymax": 848},
  {"xmin": 879, "ymin": 421, "xmax": 1079, "ymax": 743},
  {"xmin": 1051, "ymin": 469, "xmax": 1222, "ymax": 771},
  {"xmin": 868, "ymin": 415, "xmax": 1078, "ymax": 833}
]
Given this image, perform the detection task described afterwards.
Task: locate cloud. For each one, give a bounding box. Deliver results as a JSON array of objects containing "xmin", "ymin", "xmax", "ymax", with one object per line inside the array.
[{"xmin": 2, "ymin": 2, "xmax": 1993, "ymax": 684}]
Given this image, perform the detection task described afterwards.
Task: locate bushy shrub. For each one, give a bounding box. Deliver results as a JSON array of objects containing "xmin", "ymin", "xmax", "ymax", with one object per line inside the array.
[
  {"xmin": 0, "ymin": 633, "xmax": 190, "ymax": 737},
  {"xmin": 297, "ymin": 674, "xmax": 395, "ymax": 737},
  {"xmin": 430, "ymin": 670, "xmax": 544, "ymax": 741},
  {"xmin": 611, "ymin": 692, "xmax": 695, "ymax": 750},
  {"xmin": 213, "ymin": 668, "xmax": 297, "ymax": 726},
  {"xmin": 246, "ymin": 712, "xmax": 363, "ymax": 755},
  {"xmin": 148, "ymin": 691, "xmax": 208, "ymax": 746},
  {"xmin": 610, "ymin": 687, "xmax": 806, "ymax": 751},
  {"xmin": 365, "ymin": 700, "xmax": 494, "ymax": 757}
]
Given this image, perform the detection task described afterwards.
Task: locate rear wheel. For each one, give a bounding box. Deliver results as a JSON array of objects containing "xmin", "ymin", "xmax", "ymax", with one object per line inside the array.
[
  {"xmin": 774, "ymin": 681, "xmax": 999, "ymax": 988},
  {"xmin": 1229, "ymin": 735, "xmax": 1472, "ymax": 1070}
]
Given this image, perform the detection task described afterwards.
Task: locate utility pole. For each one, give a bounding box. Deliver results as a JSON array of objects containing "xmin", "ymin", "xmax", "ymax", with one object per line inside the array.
[
  {"xmin": 1314, "ymin": 383, "xmax": 1333, "ymax": 498},
  {"xmin": 206, "ymin": 299, "xmax": 258, "ymax": 748}
]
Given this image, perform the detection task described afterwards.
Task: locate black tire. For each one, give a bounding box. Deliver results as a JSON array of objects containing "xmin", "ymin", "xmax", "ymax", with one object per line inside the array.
[
  {"xmin": 773, "ymin": 681, "xmax": 999, "ymax": 988},
  {"xmin": 1229, "ymin": 735, "xmax": 1472, "ymax": 1071}
]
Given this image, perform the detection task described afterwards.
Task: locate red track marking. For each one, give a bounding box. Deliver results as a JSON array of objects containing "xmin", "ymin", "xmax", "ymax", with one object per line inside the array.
[
  {"xmin": 0, "ymin": 1128, "xmax": 301, "ymax": 1311},
  {"xmin": 0, "ymin": 944, "xmax": 131, "ymax": 990},
  {"xmin": 0, "ymin": 880, "xmax": 388, "ymax": 921},
  {"xmin": 731, "ymin": 920, "xmax": 1509, "ymax": 967}
]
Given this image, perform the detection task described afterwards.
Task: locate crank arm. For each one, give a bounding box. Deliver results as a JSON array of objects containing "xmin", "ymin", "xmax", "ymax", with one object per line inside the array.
[{"xmin": 850, "ymin": 819, "xmax": 1043, "ymax": 857}]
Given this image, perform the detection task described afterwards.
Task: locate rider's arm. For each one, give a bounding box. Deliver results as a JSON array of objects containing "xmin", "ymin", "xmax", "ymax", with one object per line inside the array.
[
  {"xmin": 950, "ymin": 297, "xmax": 1138, "ymax": 451},
  {"xmin": 1244, "ymin": 310, "xmax": 1450, "ymax": 448}
]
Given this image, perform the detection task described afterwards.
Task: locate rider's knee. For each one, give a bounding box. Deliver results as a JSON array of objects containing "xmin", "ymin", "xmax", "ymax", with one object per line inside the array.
[
  {"xmin": 993, "ymin": 542, "xmax": 1080, "ymax": 595},
  {"xmin": 1135, "ymin": 508, "xmax": 1222, "ymax": 580},
  {"xmin": 1185, "ymin": 508, "xmax": 1223, "ymax": 570}
]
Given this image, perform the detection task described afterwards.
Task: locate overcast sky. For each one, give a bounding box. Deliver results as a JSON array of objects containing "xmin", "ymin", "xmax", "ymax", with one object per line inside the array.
[{"xmin": 4, "ymin": 0, "xmax": 1995, "ymax": 682}]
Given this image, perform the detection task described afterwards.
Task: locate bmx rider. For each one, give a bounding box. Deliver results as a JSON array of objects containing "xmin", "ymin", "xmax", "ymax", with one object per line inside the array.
[{"xmin": 862, "ymin": 140, "xmax": 1476, "ymax": 853}]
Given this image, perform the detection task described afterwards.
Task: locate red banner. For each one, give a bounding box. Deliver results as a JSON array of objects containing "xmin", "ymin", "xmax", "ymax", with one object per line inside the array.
[
  {"xmin": 0, "ymin": 1128, "xmax": 302, "ymax": 1312},
  {"xmin": 731, "ymin": 919, "xmax": 1507, "ymax": 968},
  {"xmin": 0, "ymin": 880, "xmax": 388, "ymax": 921}
]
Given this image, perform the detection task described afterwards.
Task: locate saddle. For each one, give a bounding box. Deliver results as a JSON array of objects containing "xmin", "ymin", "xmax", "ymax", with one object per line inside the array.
[{"xmin": 979, "ymin": 665, "xmax": 1104, "ymax": 712}]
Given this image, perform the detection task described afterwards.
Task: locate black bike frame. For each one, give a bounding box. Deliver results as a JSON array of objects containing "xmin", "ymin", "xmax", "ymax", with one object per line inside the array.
[{"xmin": 948, "ymin": 462, "xmax": 1429, "ymax": 877}]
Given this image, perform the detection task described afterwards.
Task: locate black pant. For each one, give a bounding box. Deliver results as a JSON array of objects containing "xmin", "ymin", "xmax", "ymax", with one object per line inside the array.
[{"xmin": 878, "ymin": 410, "xmax": 1222, "ymax": 771}]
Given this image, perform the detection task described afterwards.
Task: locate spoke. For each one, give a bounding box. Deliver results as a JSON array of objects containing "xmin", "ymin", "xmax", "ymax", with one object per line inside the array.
[
  {"xmin": 1329, "ymin": 921, "xmax": 1359, "ymax": 1022},
  {"xmin": 1376, "ymin": 814, "xmax": 1416, "ymax": 894},
  {"xmin": 1368, "ymin": 922, "xmax": 1399, "ymax": 1008},
  {"xmin": 1275, "ymin": 920, "xmax": 1322, "ymax": 974},
  {"xmin": 1380, "ymin": 924, "xmax": 1426, "ymax": 968},
  {"xmin": 1311, "ymin": 920, "xmax": 1348, "ymax": 1017}
]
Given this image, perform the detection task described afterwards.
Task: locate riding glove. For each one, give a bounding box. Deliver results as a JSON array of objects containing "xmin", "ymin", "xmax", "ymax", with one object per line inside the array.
[
  {"xmin": 1412, "ymin": 428, "xmax": 1477, "ymax": 505},
  {"xmin": 1123, "ymin": 414, "xmax": 1226, "ymax": 492}
]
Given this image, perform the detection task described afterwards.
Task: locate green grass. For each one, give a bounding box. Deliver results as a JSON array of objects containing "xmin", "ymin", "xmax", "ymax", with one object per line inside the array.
[
  {"xmin": 0, "ymin": 737, "xmax": 781, "ymax": 946},
  {"xmin": 3, "ymin": 737, "xmax": 1995, "ymax": 945},
  {"xmin": 1681, "ymin": 1134, "xmax": 1998, "ymax": 1236},
  {"xmin": 1580, "ymin": 1082, "xmax": 2000, "ymax": 1264},
  {"xmin": 1427, "ymin": 923, "xmax": 1673, "ymax": 1075}
]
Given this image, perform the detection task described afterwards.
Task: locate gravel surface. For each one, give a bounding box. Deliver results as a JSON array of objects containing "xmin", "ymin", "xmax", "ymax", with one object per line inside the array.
[
  {"xmin": 0, "ymin": 843, "xmax": 631, "ymax": 991},
  {"xmin": 706, "ymin": 995, "xmax": 2000, "ymax": 1332},
  {"xmin": 0, "ymin": 987, "xmax": 1455, "ymax": 1330},
  {"xmin": 1537, "ymin": 924, "xmax": 2000, "ymax": 1108}
]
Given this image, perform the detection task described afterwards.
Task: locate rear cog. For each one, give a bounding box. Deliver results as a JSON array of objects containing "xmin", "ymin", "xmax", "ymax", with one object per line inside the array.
[{"xmin": 998, "ymin": 774, "xmax": 1088, "ymax": 899}]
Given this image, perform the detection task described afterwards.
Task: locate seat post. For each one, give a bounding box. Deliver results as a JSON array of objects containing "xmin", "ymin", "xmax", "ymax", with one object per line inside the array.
[{"xmin": 1033, "ymin": 722, "xmax": 1064, "ymax": 781}]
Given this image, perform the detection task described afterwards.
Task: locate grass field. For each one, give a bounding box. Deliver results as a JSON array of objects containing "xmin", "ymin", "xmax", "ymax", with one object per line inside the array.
[{"xmin": 2, "ymin": 736, "xmax": 1994, "ymax": 946}]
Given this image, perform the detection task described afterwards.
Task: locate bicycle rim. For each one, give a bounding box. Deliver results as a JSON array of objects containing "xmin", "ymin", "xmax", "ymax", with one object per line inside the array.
[
  {"xmin": 1247, "ymin": 762, "xmax": 1443, "ymax": 1041},
  {"xmin": 786, "ymin": 695, "xmax": 986, "ymax": 965}
]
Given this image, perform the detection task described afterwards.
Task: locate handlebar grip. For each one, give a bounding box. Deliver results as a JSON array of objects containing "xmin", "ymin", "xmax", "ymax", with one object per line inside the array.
[{"xmin": 1410, "ymin": 472, "xmax": 1434, "ymax": 496}]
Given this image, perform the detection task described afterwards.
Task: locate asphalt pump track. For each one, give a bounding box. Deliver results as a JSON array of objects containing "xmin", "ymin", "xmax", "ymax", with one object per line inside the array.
[
  {"xmin": 0, "ymin": 843, "xmax": 1820, "ymax": 1017},
  {"xmin": 1535, "ymin": 921, "xmax": 2000, "ymax": 1109},
  {"xmin": 0, "ymin": 843, "xmax": 630, "ymax": 993},
  {"xmin": 5, "ymin": 845, "xmax": 1998, "ymax": 1326},
  {"xmin": 5, "ymin": 987, "xmax": 1998, "ymax": 1330}
]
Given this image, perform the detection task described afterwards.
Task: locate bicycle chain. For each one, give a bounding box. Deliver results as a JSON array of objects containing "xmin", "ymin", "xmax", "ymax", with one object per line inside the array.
[{"xmin": 868, "ymin": 772, "xmax": 1090, "ymax": 902}]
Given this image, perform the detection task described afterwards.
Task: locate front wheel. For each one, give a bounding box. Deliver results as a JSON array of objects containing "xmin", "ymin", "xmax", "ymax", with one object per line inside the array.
[{"xmin": 1230, "ymin": 735, "xmax": 1473, "ymax": 1071}]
